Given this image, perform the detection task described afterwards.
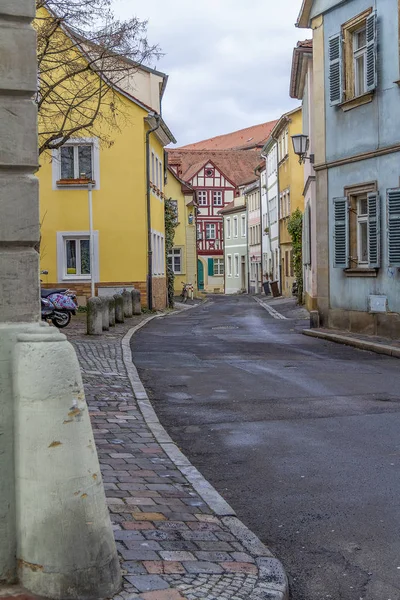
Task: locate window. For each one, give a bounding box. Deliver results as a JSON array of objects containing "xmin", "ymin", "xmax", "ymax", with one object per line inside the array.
[
  {"xmin": 227, "ymin": 255, "xmax": 232, "ymax": 277},
  {"xmin": 168, "ymin": 248, "xmax": 182, "ymax": 274},
  {"xmin": 155, "ymin": 157, "xmax": 159, "ymax": 189},
  {"xmin": 197, "ymin": 224, "xmax": 203, "ymax": 240},
  {"xmin": 333, "ymin": 183, "xmax": 380, "ymax": 270},
  {"xmin": 60, "ymin": 144, "xmax": 92, "ymax": 180},
  {"xmin": 152, "ymin": 231, "xmax": 165, "ymax": 275},
  {"xmin": 233, "ymin": 216, "xmax": 238, "ymax": 238},
  {"xmin": 198, "ymin": 191, "xmax": 208, "ymax": 206},
  {"xmin": 151, "ymin": 152, "xmax": 155, "ymax": 184},
  {"xmin": 226, "ymin": 218, "xmax": 231, "ymax": 239},
  {"xmin": 213, "ymin": 191, "xmax": 223, "ymax": 206},
  {"xmin": 170, "ymin": 200, "xmax": 178, "ymax": 221},
  {"xmin": 388, "ymin": 188, "xmax": 400, "ymax": 266},
  {"xmin": 213, "ymin": 258, "xmax": 224, "ymax": 275},
  {"xmin": 65, "ymin": 237, "xmax": 90, "ymax": 276},
  {"xmin": 329, "ymin": 9, "xmax": 377, "ymax": 107},
  {"xmin": 241, "ymin": 215, "xmax": 246, "ymax": 237},
  {"xmin": 206, "ymin": 223, "xmax": 216, "ymax": 239},
  {"xmin": 159, "ymin": 160, "xmax": 163, "ymax": 192},
  {"xmin": 234, "ymin": 254, "xmax": 239, "ymax": 278}
]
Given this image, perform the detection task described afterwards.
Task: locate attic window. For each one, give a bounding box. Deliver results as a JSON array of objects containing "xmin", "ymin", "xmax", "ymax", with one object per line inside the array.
[{"xmin": 205, "ymin": 168, "xmax": 214, "ymax": 177}]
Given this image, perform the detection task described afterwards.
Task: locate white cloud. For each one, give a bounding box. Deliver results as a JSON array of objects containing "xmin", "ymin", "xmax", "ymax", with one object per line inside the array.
[{"xmin": 113, "ymin": 0, "xmax": 309, "ymax": 145}]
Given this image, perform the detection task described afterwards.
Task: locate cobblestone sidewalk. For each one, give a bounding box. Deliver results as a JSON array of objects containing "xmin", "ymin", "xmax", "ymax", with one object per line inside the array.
[{"xmin": 67, "ymin": 311, "xmax": 288, "ymax": 600}]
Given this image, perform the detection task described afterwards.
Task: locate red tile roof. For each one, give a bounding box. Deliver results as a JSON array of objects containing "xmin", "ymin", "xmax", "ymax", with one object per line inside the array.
[
  {"xmin": 297, "ymin": 39, "xmax": 313, "ymax": 48},
  {"xmin": 176, "ymin": 120, "xmax": 278, "ymax": 151},
  {"xmin": 168, "ymin": 148, "xmax": 261, "ymax": 187}
]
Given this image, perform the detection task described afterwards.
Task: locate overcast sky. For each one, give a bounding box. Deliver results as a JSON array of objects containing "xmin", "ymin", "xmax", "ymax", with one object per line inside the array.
[{"xmin": 113, "ymin": 0, "xmax": 308, "ymax": 147}]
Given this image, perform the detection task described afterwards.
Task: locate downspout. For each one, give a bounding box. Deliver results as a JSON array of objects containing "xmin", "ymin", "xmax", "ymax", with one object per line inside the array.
[{"xmin": 146, "ymin": 114, "xmax": 160, "ymax": 310}]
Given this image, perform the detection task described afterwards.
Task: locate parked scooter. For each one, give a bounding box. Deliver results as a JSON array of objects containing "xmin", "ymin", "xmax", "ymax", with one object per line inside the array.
[{"xmin": 41, "ymin": 288, "xmax": 78, "ymax": 328}]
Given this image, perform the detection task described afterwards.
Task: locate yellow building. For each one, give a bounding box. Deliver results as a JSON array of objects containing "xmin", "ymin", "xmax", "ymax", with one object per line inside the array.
[
  {"xmin": 37, "ymin": 26, "xmax": 176, "ymax": 309},
  {"xmin": 271, "ymin": 107, "xmax": 304, "ymax": 296},
  {"xmin": 164, "ymin": 167, "xmax": 198, "ymax": 296}
]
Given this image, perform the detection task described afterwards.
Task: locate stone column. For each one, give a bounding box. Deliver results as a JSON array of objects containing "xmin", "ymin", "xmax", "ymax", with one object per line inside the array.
[{"xmin": 0, "ymin": 2, "xmax": 121, "ymax": 596}]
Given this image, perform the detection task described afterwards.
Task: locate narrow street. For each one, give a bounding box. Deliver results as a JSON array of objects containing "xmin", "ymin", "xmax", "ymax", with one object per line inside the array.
[{"xmin": 131, "ymin": 295, "xmax": 400, "ymax": 600}]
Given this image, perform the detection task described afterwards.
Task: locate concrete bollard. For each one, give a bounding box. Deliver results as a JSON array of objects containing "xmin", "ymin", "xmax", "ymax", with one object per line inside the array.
[
  {"xmin": 13, "ymin": 326, "xmax": 121, "ymax": 599},
  {"xmin": 108, "ymin": 296, "xmax": 116, "ymax": 327},
  {"xmin": 131, "ymin": 289, "xmax": 141, "ymax": 316},
  {"xmin": 122, "ymin": 290, "xmax": 133, "ymax": 318},
  {"xmin": 310, "ymin": 310, "xmax": 320, "ymax": 329},
  {"xmin": 101, "ymin": 298, "xmax": 110, "ymax": 331},
  {"xmin": 87, "ymin": 297, "xmax": 103, "ymax": 335},
  {"xmin": 114, "ymin": 294, "xmax": 124, "ymax": 323}
]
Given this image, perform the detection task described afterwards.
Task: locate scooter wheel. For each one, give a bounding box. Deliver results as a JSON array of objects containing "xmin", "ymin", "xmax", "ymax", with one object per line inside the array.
[{"xmin": 52, "ymin": 311, "xmax": 71, "ymax": 328}]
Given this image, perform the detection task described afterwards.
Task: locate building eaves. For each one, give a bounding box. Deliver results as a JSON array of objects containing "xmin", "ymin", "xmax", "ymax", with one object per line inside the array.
[{"xmin": 290, "ymin": 40, "xmax": 313, "ymax": 99}]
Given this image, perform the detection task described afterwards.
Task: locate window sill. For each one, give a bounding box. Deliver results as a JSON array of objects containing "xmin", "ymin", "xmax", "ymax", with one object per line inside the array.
[
  {"xmin": 344, "ymin": 267, "xmax": 378, "ymax": 277},
  {"xmin": 57, "ymin": 179, "xmax": 95, "ymax": 188},
  {"xmin": 339, "ymin": 93, "xmax": 374, "ymax": 112}
]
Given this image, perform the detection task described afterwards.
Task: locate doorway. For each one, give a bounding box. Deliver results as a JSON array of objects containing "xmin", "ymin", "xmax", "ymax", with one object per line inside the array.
[
  {"xmin": 198, "ymin": 259, "xmax": 204, "ymax": 290},
  {"xmin": 241, "ymin": 256, "xmax": 246, "ymax": 291}
]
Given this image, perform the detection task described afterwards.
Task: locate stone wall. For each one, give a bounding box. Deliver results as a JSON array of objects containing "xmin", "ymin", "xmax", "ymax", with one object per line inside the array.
[{"xmin": 152, "ymin": 277, "xmax": 167, "ymax": 310}]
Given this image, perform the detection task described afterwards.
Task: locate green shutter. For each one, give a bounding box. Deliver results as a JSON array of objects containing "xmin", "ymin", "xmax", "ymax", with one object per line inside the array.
[
  {"xmin": 329, "ymin": 33, "xmax": 343, "ymax": 106},
  {"xmin": 387, "ymin": 188, "xmax": 400, "ymax": 266},
  {"xmin": 367, "ymin": 191, "xmax": 380, "ymax": 268},
  {"xmin": 208, "ymin": 258, "xmax": 214, "ymax": 276},
  {"xmin": 333, "ymin": 197, "xmax": 349, "ymax": 268},
  {"xmin": 366, "ymin": 11, "xmax": 377, "ymax": 92}
]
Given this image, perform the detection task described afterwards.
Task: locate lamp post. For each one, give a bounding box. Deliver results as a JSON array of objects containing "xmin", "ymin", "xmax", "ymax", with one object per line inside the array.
[
  {"xmin": 291, "ymin": 134, "xmax": 314, "ymax": 165},
  {"xmin": 86, "ymin": 177, "xmax": 95, "ymax": 297}
]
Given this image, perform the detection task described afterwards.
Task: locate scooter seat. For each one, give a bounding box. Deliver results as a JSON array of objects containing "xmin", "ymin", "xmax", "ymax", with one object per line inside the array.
[{"xmin": 41, "ymin": 288, "xmax": 68, "ymax": 298}]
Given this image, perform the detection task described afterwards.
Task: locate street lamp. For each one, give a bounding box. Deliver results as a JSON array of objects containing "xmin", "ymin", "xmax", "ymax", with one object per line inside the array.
[
  {"xmin": 81, "ymin": 172, "xmax": 95, "ymax": 298},
  {"xmin": 291, "ymin": 134, "xmax": 314, "ymax": 165}
]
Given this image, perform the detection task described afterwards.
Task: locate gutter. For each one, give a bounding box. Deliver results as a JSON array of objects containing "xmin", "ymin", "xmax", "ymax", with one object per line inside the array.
[{"xmin": 145, "ymin": 113, "xmax": 161, "ymax": 310}]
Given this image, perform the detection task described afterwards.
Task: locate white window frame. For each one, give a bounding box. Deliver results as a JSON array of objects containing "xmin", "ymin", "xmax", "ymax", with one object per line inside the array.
[
  {"xmin": 56, "ymin": 230, "xmax": 99, "ymax": 282},
  {"xmin": 52, "ymin": 137, "xmax": 100, "ymax": 190},
  {"xmin": 206, "ymin": 223, "xmax": 216, "ymax": 239},
  {"xmin": 357, "ymin": 194, "xmax": 368, "ymax": 265},
  {"xmin": 168, "ymin": 247, "xmax": 183, "ymax": 274},
  {"xmin": 198, "ymin": 191, "xmax": 208, "ymax": 206},
  {"xmin": 353, "ymin": 26, "xmax": 367, "ymax": 97},
  {"xmin": 213, "ymin": 191, "xmax": 223, "ymax": 206},
  {"xmin": 233, "ymin": 216, "xmax": 238, "ymax": 238},
  {"xmin": 227, "ymin": 254, "xmax": 232, "ymax": 277},
  {"xmin": 151, "ymin": 230, "xmax": 165, "ymax": 275},
  {"xmin": 226, "ymin": 218, "xmax": 231, "ymax": 239},
  {"xmin": 213, "ymin": 258, "xmax": 224, "ymax": 276},
  {"xmin": 234, "ymin": 254, "xmax": 239, "ymax": 278},
  {"xmin": 241, "ymin": 214, "xmax": 246, "ymax": 237},
  {"xmin": 197, "ymin": 224, "xmax": 203, "ymax": 240}
]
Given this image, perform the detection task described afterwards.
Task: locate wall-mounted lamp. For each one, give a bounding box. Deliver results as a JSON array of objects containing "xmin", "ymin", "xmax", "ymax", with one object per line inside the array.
[{"xmin": 291, "ymin": 134, "xmax": 314, "ymax": 165}]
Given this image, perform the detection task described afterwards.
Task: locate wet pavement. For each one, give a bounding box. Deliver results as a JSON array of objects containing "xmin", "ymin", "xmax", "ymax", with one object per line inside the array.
[{"xmin": 131, "ymin": 295, "xmax": 400, "ymax": 600}]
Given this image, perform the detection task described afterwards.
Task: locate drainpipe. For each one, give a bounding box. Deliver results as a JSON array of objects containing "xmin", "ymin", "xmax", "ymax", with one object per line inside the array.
[{"xmin": 146, "ymin": 113, "xmax": 161, "ymax": 310}]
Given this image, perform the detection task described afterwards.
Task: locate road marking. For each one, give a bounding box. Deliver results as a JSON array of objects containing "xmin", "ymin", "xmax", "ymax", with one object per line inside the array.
[{"xmin": 253, "ymin": 296, "xmax": 287, "ymax": 320}]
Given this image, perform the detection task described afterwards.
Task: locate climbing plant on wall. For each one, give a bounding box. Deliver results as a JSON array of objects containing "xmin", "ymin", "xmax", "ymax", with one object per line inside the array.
[
  {"xmin": 287, "ymin": 208, "xmax": 303, "ymax": 303},
  {"xmin": 165, "ymin": 197, "xmax": 178, "ymax": 308}
]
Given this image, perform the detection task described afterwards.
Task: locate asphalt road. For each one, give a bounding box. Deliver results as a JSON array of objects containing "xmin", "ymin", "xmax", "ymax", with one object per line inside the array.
[{"xmin": 131, "ymin": 295, "xmax": 400, "ymax": 600}]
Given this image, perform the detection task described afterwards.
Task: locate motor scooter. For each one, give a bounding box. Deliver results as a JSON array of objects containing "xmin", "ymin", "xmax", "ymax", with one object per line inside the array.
[{"xmin": 41, "ymin": 288, "xmax": 78, "ymax": 328}]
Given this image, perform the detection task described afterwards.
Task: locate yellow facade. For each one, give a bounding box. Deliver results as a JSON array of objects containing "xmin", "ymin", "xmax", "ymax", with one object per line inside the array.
[
  {"xmin": 37, "ymin": 21, "xmax": 174, "ymax": 309},
  {"xmin": 274, "ymin": 107, "xmax": 304, "ymax": 296},
  {"xmin": 164, "ymin": 168, "xmax": 198, "ymax": 295}
]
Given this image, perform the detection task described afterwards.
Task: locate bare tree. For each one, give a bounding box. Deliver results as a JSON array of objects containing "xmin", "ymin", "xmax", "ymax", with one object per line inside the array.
[{"xmin": 36, "ymin": 0, "xmax": 162, "ymax": 155}]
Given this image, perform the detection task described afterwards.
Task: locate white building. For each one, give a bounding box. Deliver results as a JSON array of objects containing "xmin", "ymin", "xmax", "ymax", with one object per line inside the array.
[
  {"xmin": 219, "ymin": 197, "xmax": 248, "ymax": 294},
  {"xmin": 245, "ymin": 180, "xmax": 262, "ymax": 294},
  {"xmin": 261, "ymin": 138, "xmax": 280, "ymax": 286}
]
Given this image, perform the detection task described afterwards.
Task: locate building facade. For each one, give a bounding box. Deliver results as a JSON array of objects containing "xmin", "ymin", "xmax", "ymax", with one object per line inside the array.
[
  {"xmin": 246, "ymin": 180, "xmax": 262, "ymax": 294},
  {"xmin": 220, "ymin": 198, "xmax": 248, "ymax": 294},
  {"xmin": 298, "ymin": 0, "xmax": 400, "ymax": 337},
  {"xmin": 261, "ymin": 139, "xmax": 280, "ymax": 287},
  {"xmin": 270, "ymin": 107, "xmax": 304, "ymax": 296},
  {"xmin": 290, "ymin": 39, "xmax": 317, "ymax": 311}
]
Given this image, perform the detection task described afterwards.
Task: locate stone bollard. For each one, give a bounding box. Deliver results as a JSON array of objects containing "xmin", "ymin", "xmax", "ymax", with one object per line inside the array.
[
  {"xmin": 87, "ymin": 297, "xmax": 103, "ymax": 335},
  {"xmin": 101, "ymin": 297, "xmax": 110, "ymax": 331},
  {"xmin": 131, "ymin": 289, "xmax": 141, "ymax": 316},
  {"xmin": 122, "ymin": 290, "xmax": 133, "ymax": 318},
  {"xmin": 310, "ymin": 310, "xmax": 320, "ymax": 329},
  {"xmin": 108, "ymin": 296, "xmax": 116, "ymax": 327},
  {"xmin": 13, "ymin": 326, "xmax": 121, "ymax": 599},
  {"xmin": 114, "ymin": 294, "xmax": 124, "ymax": 324}
]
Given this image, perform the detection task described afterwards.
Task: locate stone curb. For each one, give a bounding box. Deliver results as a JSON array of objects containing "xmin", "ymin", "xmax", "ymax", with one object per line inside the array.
[
  {"xmin": 253, "ymin": 296, "xmax": 288, "ymax": 320},
  {"xmin": 121, "ymin": 306, "xmax": 290, "ymax": 600},
  {"xmin": 303, "ymin": 328, "xmax": 400, "ymax": 359}
]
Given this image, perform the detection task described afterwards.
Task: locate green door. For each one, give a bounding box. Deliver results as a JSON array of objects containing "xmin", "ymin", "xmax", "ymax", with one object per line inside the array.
[{"xmin": 198, "ymin": 259, "xmax": 204, "ymax": 290}]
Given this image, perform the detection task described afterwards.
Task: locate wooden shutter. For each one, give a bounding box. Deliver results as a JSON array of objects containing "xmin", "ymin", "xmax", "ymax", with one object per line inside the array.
[
  {"xmin": 366, "ymin": 11, "xmax": 377, "ymax": 92},
  {"xmin": 387, "ymin": 188, "xmax": 400, "ymax": 266},
  {"xmin": 367, "ymin": 191, "xmax": 380, "ymax": 268},
  {"xmin": 329, "ymin": 33, "xmax": 343, "ymax": 106},
  {"xmin": 333, "ymin": 197, "xmax": 349, "ymax": 268},
  {"xmin": 208, "ymin": 257, "xmax": 214, "ymax": 276}
]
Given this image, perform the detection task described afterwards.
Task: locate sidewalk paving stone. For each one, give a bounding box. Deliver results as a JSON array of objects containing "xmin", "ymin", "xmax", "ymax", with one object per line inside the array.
[{"xmin": 64, "ymin": 310, "xmax": 288, "ymax": 600}]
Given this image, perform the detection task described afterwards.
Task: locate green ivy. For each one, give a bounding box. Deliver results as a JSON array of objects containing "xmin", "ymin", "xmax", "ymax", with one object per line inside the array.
[
  {"xmin": 164, "ymin": 197, "xmax": 178, "ymax": 308},
  {"xmin": 287, "ymin": 208, "xmax": 303, "ymax": 303}
]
